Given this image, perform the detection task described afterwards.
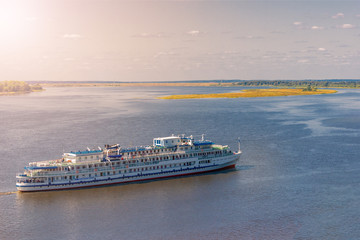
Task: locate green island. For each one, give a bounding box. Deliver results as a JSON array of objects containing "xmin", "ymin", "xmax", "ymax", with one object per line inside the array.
[
  {"xmin": 159, "ymin": 88, "xmax": 337, "ymax": 99},
  {"xmin": 0, "ymin": 81, "xmax": 43, "ymax": 96}
]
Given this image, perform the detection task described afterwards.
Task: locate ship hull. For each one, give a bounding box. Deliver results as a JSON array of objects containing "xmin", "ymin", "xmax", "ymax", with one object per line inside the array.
[{"xmin": 17, "ymin": 156, "xmax": 239, "ymax": 192}]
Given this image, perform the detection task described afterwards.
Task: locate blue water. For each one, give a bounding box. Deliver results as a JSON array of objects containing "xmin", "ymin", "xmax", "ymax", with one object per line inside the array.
[{"xmin": 0, "ymin": 87, "xmax": 359, "ymax": 239}]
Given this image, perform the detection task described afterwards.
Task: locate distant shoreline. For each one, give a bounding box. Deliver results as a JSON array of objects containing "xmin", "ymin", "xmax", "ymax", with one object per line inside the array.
[
  {"xmin": 1, "ymin": 80, "xmax": 357, "ymax": 97},
  {"xmin": 38, "ymin": 79, "xmax": 359, "ymax": 89},
  {"xmin": 40, "ymin": 82, "xmax": 224, "ymax": 87},
  {"xmin": 158, "ymin": 88, "xmax": 338, "ymax": 99}
]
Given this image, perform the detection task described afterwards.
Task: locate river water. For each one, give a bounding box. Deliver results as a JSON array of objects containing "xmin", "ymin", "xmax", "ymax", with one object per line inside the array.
[{"xmin": 0, "ymin": 86, "xmax": 359, "ymax": 240}]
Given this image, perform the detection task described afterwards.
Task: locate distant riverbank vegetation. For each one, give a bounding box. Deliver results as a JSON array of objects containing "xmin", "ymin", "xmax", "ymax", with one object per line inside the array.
[
  {"xmin": 0, "ymin": 81, "xmax": 43, "ymax": 95},
  {"xmin": 229, "ymin": 80, "xmax": 359, "ymax": 88},
  {"xmin": 38, "ymin": 79, "xmax": 359, "ymax": 88},
  {"xmin": 159, "ymin": 88, "xmax": 337, "ymax": 99},
  {"xmin": 3, "ymin": 80, "xmax": 357, "ymax": 96},
  {"xmin": 40, "ymin": 82, "xmax": 221, "ymax": 87}
]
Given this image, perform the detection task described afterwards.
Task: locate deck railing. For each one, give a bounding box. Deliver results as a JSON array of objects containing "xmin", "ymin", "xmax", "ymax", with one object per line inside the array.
[{"xmin": 22, "ymin": 148, "xmax": 232, "ymax": 177}]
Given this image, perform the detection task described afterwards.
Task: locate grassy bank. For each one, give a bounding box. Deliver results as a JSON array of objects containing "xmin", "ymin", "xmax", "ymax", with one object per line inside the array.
[{"xmin": 158, "ymin": 88, "xmax": 337, "ymax": 99}]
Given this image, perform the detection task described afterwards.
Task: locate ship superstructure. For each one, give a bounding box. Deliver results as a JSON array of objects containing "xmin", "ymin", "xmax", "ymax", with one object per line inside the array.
[{"xmin": 16, "ymin": 134, "xmax": 241, "ymax": 192}]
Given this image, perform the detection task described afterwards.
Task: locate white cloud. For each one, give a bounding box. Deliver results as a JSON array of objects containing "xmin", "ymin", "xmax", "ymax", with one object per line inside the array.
[
  {"xmin": 62, "ymin": 34, "xmax": 82, "ymax": 39},
  {"xmin": 340, "ymin": 24, "xmax": 356, "ymax": 29},
  {"xmin": 332, "ymin": 13, "xmax": 344, "ymax": 19},
  {"xmin": 293, "ymin": 22, "xmax": 304, "ymax": 29},
  {"xmin": 311, "ymin": 26, "xmax": 324, "ymax": 30},
  {"xmin": 318, "ymin": 48, "xmax": 326, "ymax": 51},
  {"xmin": 187, "ymin": 30, "xmax": 202, "ymax": 36},
  {"xmin": 293, "ymin": 22, "xmax": 325, "ymax": 31}
]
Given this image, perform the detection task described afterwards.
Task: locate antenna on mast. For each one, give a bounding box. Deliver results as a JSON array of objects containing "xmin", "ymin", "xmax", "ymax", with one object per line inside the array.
[{"xmin": 237, "ymin": 137, "xmax": 241, "ymax": 153}]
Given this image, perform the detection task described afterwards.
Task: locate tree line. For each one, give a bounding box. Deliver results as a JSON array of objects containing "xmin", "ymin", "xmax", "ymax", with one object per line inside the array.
[
  {"xmin": 230, "ymin": 80, "xmax": 359, "ymax": 88},
  {"xmin": 0, "ymin": 81, "xmax": 42, "ymax": 93}
]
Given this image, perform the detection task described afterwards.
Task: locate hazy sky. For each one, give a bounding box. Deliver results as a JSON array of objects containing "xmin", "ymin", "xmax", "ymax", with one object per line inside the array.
[{"xmin": 0, "ymin": 0, "xmax": 359, "ymax": 82}]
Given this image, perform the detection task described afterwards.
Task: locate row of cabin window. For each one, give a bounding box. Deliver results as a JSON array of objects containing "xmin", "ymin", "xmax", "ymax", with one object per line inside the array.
[
  {"xmin": 56, "ymin": 151, "xmax": 219, "ymax": 172},
  {"xmin": 77, "ymin": 155, "xmax": 101, "ymax": 160},
  {"xmin": 199, "ymin": 160, "xmax": 211, "ymax": 164},
  {"xmin": 57, "ymin": 151, "xmax": 217, "ymax": 171},
  {"xmin": 57, "ymin": 162, "xmax": 196, "ymax": 180},
  {"xmin": 123, "ymin": 148, "xmax": 172, "ymax": 156}
]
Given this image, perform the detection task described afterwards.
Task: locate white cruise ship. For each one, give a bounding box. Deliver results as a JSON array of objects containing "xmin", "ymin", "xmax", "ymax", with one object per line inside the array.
[{"xmin": 16, "ymin": 134, "xmax": 241, "ymax": 192}]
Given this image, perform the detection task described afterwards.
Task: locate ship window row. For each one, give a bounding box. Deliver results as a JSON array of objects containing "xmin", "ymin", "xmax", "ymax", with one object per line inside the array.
[
  {"xmin": 69, "ymin": 153, "xmax": 198, "ymax": 169},
  {"xmin": 43, "ymin": 161, "xmax": 196, "ymax": 181},
  {"xmin": 38, "ymin": 150, "xmax": 225, "ymax": 173},
  {"xmin": 17, "ymin": 178, "xmax": 45, "ymax": 183},
  {"xmin": 199, "ymin": 160, "xmax": 211, "ymax": 164},
  {"xmin": 120, "ymin": 148, "xmax": 173, "ymax": 156},
  {"xmin": 77, "ymin": 155, "xmax": 100, "ymax": 160}
]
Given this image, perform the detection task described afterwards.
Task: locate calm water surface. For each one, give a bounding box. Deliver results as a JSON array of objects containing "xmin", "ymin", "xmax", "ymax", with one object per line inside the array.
[{"xmin": 0, "ymin": 87, "xmax": 359, "ymax": 240}]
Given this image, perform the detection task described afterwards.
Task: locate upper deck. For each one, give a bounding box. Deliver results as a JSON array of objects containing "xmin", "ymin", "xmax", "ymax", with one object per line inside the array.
[{"xmin": 22, "ymin": 134, "xmax": 232, "ymax": 171}]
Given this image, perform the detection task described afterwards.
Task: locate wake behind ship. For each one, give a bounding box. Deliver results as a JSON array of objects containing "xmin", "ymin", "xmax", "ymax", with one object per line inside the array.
[{"xmin": 16, "ymin": 134, "xmax": 241, "ymax": 192}]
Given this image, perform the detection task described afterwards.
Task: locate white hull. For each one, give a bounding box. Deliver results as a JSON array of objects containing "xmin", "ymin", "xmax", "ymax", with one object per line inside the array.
[{"xmin": 17, "ymin": 154, "xmax": 239, "ymax": 192}]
